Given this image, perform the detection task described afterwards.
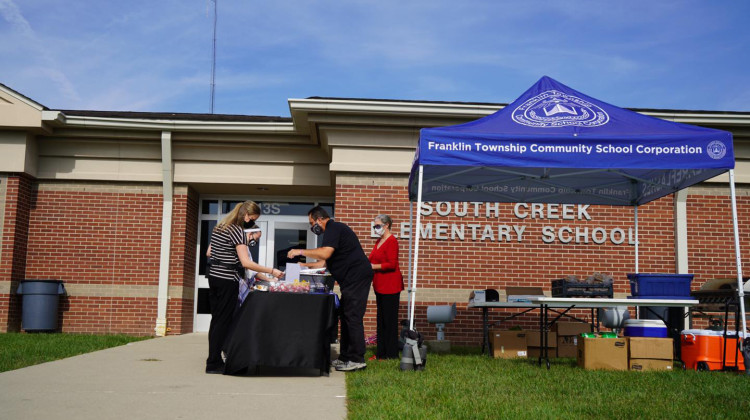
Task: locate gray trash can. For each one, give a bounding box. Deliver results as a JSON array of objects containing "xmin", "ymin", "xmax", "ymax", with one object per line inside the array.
[{"xmin": 16, "ymin": 280, "xmax": 66, "ymax": 332}]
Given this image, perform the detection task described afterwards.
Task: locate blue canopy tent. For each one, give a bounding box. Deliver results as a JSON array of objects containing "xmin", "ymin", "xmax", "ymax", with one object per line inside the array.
[{"xmin": 406, "ymin": 76, "xmax": 746, "ymax": 338}]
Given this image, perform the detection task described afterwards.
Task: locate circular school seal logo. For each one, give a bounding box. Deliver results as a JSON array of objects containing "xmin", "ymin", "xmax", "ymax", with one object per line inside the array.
[
  {"xmin": 706, "ymin": 140, "xmax": 727, "ymax": 160},
  {"xmin": 512, "ymin": 90, "xmax": 609, "ymax": 128}
]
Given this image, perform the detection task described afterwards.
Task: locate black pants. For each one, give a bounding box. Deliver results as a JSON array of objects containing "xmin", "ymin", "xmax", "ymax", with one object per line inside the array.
[
  {"xmin": 206, "ymin": 276, "xmax": 239, "ymax": 369},
  {"xmin": 338, "ymin": 275, "xmax": 373, "ymax": 363},
  {"xmin": 375, "ymin": 291, "xmax": 401, "ymax": 359}
]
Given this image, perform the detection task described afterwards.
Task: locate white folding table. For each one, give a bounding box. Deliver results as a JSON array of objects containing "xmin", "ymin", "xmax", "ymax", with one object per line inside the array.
[
  {"xmin": 530, "ymin": 297, "xmax": 699, "ymax": 369},
  {"xmin": 468, "ymin": 300, "xmax": 599, "ymax": 357}
]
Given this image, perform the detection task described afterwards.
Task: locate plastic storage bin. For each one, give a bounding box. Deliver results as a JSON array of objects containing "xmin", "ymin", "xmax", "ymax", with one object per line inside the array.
[
  {"xmin": 681, "ymin": 329, "xmax": 747, "ymax": 371},
  {"xmin": 300, "ymin": 274, "xmax": 330, "ymax": 293},
  {"xmin": 623, "ymin": 319, "xmax": 667, "ymax": 338},
  {"xmin": 627, "ymin": 273, "xmax": 693, "ymax": 297},
  {"xmin": 551, "ymin": 279, "xmax": 613, "ymax": 297}
]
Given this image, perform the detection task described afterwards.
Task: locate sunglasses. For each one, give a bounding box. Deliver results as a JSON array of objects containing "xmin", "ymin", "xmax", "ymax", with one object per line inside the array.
[{"xmin": 373, "ymin": 224, "xmax": 383, "ymax": 229}]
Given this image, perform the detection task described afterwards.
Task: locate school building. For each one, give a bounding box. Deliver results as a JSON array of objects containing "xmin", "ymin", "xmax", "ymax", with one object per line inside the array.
[{"xmin": 1, "ymin": 82, "xmax": 748, "ymax": 343}]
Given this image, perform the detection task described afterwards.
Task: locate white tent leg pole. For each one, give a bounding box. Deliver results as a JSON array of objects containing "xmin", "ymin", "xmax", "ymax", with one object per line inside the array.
[
  {"xmin": 406, "ymin": 201, "xmax": 414, "ymax": 322},
  {"xmin": 634, "ymin": 205, "xmax": 639, "ymax": 273},
  {"xmin": 728, "ymin": 169, "xmax": 747, "ymax": 335},
  {"xmin": 409, "ymin": 165, "xmax": 424, "ymax": 331}
]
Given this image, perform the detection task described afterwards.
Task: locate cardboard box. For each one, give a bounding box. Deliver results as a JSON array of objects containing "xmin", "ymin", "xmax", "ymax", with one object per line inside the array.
[
  {"xmin": 527, "ymin": 347, "xmax": 557, "ymax": 359},
  {"xmin": 557, "ymin": 335, "xmax": 580, "ymax": 358},
  {"xmin": 577, "ymin": 337, "xmax": 628, "ymax": 370},
  {"xmin": 505, "ymin": 286, "xmax": 545, "ymax": 296},
  {"xmin": 628, "ymin": 337, "xmax": 673, "ymax": 360},
  {"xmin": 627, "ymin": 337, "xmax": 673, "ymax": 371},
  {"xmin": 490, "ymin": 329, "xmax": 528, "ymax": 359},
  {"xmin": 470, "ymin": 290, "xmax": 486, "ymax": 304},
  {"xmin": 505, "ymin": 287, "xmax": 545, "ymax": 302},
  {"xmin": 525, "ymin": 330, "xmax": 557, "ymax": 359},
  {"xmin": 629, "ymin": 359, "xmax": 674, "ymax": 371},
  {"xmin": 526, "ymin": 331, "xmax": 557, "ymax": 348},
  {"xmin": 553, "ymin": 321, "xmax": 593, "ymax": 337},
  {"xmin": 553, "ymin": 323, "xmax": 591, "ymax": 358}
]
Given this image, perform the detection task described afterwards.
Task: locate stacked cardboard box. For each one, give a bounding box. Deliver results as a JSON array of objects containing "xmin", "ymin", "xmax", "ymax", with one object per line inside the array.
[
  {"xmin": 554, "ymin": 322, "xmax": 593, "ymax": 358},
  {"xmin": 628, "ymin": 337, "xmax": 674, "ymax": 371},
  {"xmin": 526, "ymin": 331, "xmax": 557, "ymax": 358},
  {"xmin": 490, "ymin": 329, "xmax": 528, "ymax": 359},
  {"xmin": 577, "ymin": 335, "xmax": 628, "ymax": 370}
]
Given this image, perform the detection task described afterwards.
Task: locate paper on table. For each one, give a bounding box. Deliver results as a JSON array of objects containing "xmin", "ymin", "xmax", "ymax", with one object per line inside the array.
[{"xmin": 285, "ymin": 263, "xmax": 301, "ymax": 282}]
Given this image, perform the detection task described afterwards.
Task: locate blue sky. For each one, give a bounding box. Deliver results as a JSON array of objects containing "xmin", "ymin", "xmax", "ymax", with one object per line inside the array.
[{"xmin": 1, "ymin": 0, "xmax": 748, "ymax": 117}]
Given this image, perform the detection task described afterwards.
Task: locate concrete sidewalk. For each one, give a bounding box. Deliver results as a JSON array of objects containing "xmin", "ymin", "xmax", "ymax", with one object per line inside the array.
[{"xmin": 0, "ymin": 333, "xmax": 347, "ymax": 420}]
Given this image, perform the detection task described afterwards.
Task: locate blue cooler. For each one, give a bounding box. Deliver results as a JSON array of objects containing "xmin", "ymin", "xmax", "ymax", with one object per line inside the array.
[{"xmin": 623, "ymin": 319, "xmax": 667, "ymax": 338}]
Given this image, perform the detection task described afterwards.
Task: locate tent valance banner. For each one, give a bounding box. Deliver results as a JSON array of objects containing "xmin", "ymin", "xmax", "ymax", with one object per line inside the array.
[
  {"xmin": 409, "ymin": 76, "xmax": 734, "ymax": 206},
  {"xmin": 405, "ymin": 76, "xmax": 745, "ymax": 339}
]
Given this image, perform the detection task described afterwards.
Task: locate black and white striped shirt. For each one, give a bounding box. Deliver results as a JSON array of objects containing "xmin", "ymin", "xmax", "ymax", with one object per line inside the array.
[{"xmin": 208, "ymin": 224, "xmax": 246, "ymax": 282}]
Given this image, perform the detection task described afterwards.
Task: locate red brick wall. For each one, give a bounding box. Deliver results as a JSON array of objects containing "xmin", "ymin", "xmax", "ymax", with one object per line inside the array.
[
  {"xmin": 687, "ymin": 193, "xmax": 750, "ymax": 281},
  {"xmin": 58, "ymin": 296, "xmax": 157, "ymax": 334},
  {"xmin": 166, "ymin": 186, "xmax": 198, "ymax": 334},
  {"xmin": 686, "ymin": 192, "xmax": 750, "ymax": 330},
  {"xmin": 336, "ymin": 180, "xmax": 749, "ymax": 346},
  {"xmin": 0, "ymin": 174, "xmax": 34, "ymax": 332},
  {"xmin": 2, "ymin": 182, "xmax": 199, "ymax": 336},
  {"xmin": 24, "ymin": 184, "xmax": 163, "ymax": 335},
  {"xmin": 4, "ymin": 176, "xmax": 746, "ymax": 342}
]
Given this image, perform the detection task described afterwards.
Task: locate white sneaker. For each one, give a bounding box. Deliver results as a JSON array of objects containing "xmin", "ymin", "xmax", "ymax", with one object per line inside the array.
[
  {"xmin": 335, "ymin": 361, "xmax": 367, "ymax": 372},
  {"xmin": 331, "ymin": 359, "xmax": 346, "ymax": 369}
]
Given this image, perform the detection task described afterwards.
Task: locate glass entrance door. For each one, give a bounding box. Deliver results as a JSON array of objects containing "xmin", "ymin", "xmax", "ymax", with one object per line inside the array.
[{"xmin": 267, "ymin": 221, "xmax": 318, "ymax": 270}]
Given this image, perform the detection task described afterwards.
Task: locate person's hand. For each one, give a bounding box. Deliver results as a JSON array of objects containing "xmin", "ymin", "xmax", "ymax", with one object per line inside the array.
[
  {"xmin": 287, "ymin": 249, "xmax": 301, "ymax": 259},
  {"xmin": 271, "ymin": 268, "xmax": 283, "ymax": 278}
]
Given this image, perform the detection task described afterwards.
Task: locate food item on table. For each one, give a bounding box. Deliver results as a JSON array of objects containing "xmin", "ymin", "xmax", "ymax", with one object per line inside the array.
[{"xmin": 268, "ymin": 279, "xmax": 310, "ymax": 293}]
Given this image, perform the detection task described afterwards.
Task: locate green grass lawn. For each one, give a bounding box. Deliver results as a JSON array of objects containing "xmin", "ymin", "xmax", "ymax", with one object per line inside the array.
[
  {"xmin": 347, "ymin": 347, "xmax": 750, "ymax": 420},
  {"xmin": 0, "ymin": 332, "xmax": 149, "ymax": 372}
]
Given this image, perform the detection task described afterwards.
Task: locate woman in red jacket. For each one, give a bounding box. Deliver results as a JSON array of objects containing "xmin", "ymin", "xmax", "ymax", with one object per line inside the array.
[{"xmin": 368, "ymin": 214, "xmax": 404, "ymax": 360}]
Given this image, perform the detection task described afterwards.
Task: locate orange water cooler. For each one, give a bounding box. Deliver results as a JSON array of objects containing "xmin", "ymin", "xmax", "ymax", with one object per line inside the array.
[{"xmin": 680, "ymin": 329, "xmax": 747, "ymax": 371}]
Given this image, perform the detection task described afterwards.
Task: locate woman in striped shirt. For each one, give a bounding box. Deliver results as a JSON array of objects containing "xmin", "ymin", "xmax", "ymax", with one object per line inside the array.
[{"xmin": 205, "ymin": 201, "xmax": 283, "ymax": 374}]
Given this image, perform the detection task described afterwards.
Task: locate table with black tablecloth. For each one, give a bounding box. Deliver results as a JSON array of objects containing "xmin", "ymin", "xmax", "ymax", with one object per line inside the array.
[{"xmin": 223, "ymin": 292, "xmax": 336, "ymax": 376}]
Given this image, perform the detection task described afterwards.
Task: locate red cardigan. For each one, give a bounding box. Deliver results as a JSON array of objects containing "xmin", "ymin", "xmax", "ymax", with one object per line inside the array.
[{"xmin": 368, "ymin": 235, "xmax": 404, "ymax": 294}]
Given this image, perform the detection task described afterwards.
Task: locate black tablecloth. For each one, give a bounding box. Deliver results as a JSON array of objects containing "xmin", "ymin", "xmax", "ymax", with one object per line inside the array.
[{"xmin": 224, "ymin": 292, "xmax": 336, "ymax": 376}]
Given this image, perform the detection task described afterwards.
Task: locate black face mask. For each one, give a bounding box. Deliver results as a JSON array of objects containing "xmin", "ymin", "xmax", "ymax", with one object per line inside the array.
[
  {"xmin": 243, "ymin": 221, "xmax": 255, "ymax": 229},
  {"xmin": 310, "ymin": 223, "xmax": 323, "ymax": 236},
  {"xmin": 248, "ymin": 238, "xmax": 257, "ymax": 247}
]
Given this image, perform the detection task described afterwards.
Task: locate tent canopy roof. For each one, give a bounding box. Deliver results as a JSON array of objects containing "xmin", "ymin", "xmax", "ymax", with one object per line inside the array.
[{"xmin": 409, "ymin": 76, "xmax": 734, "ymax": 206}]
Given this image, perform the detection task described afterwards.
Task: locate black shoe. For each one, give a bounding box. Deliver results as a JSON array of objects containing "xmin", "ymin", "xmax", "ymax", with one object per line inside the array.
[{"xmin": 206, "ymin": 364, "xmax": 225, "ymax": 374}]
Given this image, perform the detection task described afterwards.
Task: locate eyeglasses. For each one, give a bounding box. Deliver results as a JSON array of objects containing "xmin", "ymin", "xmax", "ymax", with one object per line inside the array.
[{"xmin": 373, "ymin": 224, "xmax": 382, "ymax": 229}]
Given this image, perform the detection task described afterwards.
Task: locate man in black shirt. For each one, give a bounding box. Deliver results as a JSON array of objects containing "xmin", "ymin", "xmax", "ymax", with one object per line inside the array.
[{"xmin": 288, "ymin": 206, "xmax": 373, "ymax": 372}]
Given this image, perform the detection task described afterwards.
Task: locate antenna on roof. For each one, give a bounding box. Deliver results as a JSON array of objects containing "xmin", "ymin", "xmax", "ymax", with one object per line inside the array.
[{"xmin": 209, "ymin": 0, "xmax": 217, "ymax": 113}]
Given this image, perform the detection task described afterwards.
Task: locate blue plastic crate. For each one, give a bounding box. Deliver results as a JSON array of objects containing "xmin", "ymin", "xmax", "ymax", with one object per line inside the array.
[{"xmin": 627, "ymin": 273, "xmax": 693, "ymax": 297}]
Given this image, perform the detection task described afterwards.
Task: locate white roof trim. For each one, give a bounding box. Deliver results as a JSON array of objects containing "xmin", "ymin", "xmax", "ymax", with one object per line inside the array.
[
  {"xmin": 56, "ymin": 114, "xmax": 296, "ymax": 133},
  {"xmin": 0, "ymin": 85, "xmax": 45, "ymax": 111},
  {"xmin": 289, "ymin": 97, "xmax": 750, "ymax": 127},
  {"xmin": 288, "ymin": 97, "xmax": 502, "ymax": 117}
]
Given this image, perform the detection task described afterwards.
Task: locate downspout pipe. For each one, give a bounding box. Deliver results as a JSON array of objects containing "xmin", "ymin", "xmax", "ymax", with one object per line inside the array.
[
  {"xmin": 674, "ymin": 190, "xmax": 689, "ymax": 274},
  {"xmin": 155, "ymin": 131, "xmax": 173, "ymax": 336},
  {"xmin": 674, "ymin": 190, "xmax": 689, "ymax": 326}
]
